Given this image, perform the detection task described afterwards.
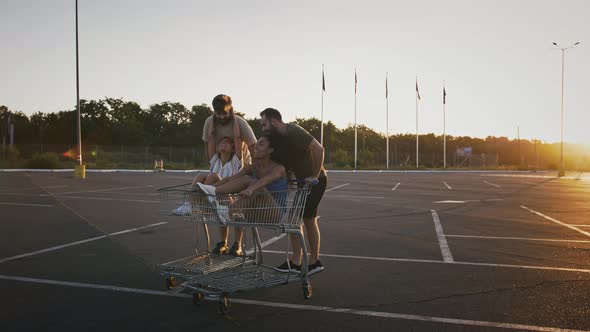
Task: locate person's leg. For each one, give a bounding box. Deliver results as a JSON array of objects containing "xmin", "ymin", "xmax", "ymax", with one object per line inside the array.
[
  {"xmin": 234, "ymin": 228, "xmax": 244, "ymax": 247},
  {"xmin": 191, "ymin": 173, "xmax": 208, "ymax": 189},
  {"xmin": 204, "ymin": 173, "xmax": 221, "ymax": 185},
  {"xmin": 290, "ymin": 227, "xmax": 304, "ymax": 265},
  {"xmin": 303, "ymin": 217, "xmax": 320, "ymax": 263},
  {"xmin": 214, "ymin": 174, "xmax": 252, "ymax": 194}
]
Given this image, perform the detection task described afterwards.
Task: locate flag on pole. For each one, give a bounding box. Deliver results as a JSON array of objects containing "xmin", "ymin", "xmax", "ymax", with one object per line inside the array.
[
  {"xmin": 322, "ymin": 67, "xmax": 326, "ymax": 91},
  {"xmin": 355, "ymin": 70, "xmax": 358, "ymax": 95},
  {"xmin": 416, "ymin": 79, "xmax": 421, "ymax": 101},
  {"xmin": 443, "ymin": 86, "xmax": 446, "ymax": 104}
]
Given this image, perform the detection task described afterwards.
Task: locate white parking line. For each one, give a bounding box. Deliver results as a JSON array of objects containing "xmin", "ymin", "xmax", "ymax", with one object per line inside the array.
[
  {"xmin": 433, "ymin": 198, "xmax": 504, "ymax": 204},
  {"xmin": 521, "ymin": 206, "xmax": 590, "ymax": 238},
  {"xmin": 325, "ymin": 183, "xmax": 350, "ymax": 192},
  {"xmin": 54, "ymin": 185, "xmax": 154, "ymax": 195},
  {"xmin": 568, "ymin": 224, "xmax": 590, "ymax": 227},
  {"xmin": 324, "ymin": 195, "xmax": 385, "ymax": 199},
  {"xmin": 245, "ymin": 233, "xmax": 287, "ymax": 256},
  {"xmin": 430, "ymin": 210, "xmax": 454, "ymax": 263},
  {"xmin": 0, "ymin": 202, "xmax": 54, "ymax": 207},
  {"xmin": 443, "ymin": 181, "xmax": 452, "ymax": 190},
  {"xmin": 522, "ymin": 181, "xmax": 538, "ymax": 185},
  {"xmin": 264, "ymin": 250, "xmax": 590, "ymax": 274},
  {"xmin": 392, "ymin": 182, "xmax": 401, "ymax": 191},
  {"xmin": 54, "ymin": 196, "xmax": 159, "ymax": 204},
  {"xmin": 445, "ymin": 234, "xmax": 590, "ymax": 243},
  {"xmin": 483, "ymin": 180, "xmax": 501, "ymax": 188},
  {"xmin": 0, "ymin": 274, "xmax": 586, "ymax": 332},
  {"xmin": 0, "ymin": 222, "xmax": 168, "ymax": 264}
]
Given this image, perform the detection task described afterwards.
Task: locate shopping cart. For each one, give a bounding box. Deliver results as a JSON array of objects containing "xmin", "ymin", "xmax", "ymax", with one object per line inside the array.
[{"xmin": 157, "ymin": 181, "xmax": 315, "ymax": 314}]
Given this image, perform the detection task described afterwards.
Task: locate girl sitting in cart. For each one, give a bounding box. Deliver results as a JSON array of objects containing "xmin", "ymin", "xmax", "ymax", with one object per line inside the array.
[
  {"xmin": 196, "ymin": 135, "xmax": 288, "ymax": 225},
  {"xmin": 173, "ymin": 119, "xmax": 244, "ymax": 256}
]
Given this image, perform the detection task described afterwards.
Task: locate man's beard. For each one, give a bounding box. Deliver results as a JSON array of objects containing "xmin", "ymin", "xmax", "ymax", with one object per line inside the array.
[
  {"xmin": 216, "ymin": 114, "xmax": 233, "ymax": 125},
  {"xmin": 268, "ymin": 125, "xmax": 280, "ymax": 136}
]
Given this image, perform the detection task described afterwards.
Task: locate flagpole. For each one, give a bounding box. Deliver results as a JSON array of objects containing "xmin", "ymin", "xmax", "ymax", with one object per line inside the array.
[
  {"xmin": 320, "ymin": 64, "xmax": 324, "ymax": 146},
  {"xmin": 354, "ymin": 68, "xmax": 358, "ymax": 169},
  {"xmin": 415, "ymin": 77, "xmax": 419, "ymax": 169},
  {"xmin": 386, "ymin": 72, "xmax": 389, "ymax": 169},
  {"xmin": 443, "ymin": 81, "xmax": 446, "ymax": 169}
]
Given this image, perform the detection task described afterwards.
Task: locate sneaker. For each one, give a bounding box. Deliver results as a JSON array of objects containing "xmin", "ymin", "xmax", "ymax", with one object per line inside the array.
[
  {"xmin": 228, "ymin": 242, "xmax": 243, "ymax": 257},
  {"xmin": 172, "ymin": 202, "xmax": 192, "ymax": 216},
  {"xmin": 308, "ymin": 260, "xmax": 324, "ymax": 275},
  {"xmin": 212, "ymin": 241, "xmax": 229, "ymax": 255},
  {"xmin": 274, "ymin": 260, "xmax": 301, "ymax": 273}
]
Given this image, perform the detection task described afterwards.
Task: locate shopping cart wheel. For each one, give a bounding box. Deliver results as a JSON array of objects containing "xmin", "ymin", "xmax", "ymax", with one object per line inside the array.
[
  {"xmin": 303, "ymin": 283, "xmax": 312, "ymax": 299},
  {"xmin": 217, "ymin": 296, "xmax": 231, "ymax": 315},
  {"xmin": 192, "ymin": 293, "xmax": 204, "ymax": 305},
  {"xmin": 165, "ymin": 277, "xmax": 178, "ymax": 290}
]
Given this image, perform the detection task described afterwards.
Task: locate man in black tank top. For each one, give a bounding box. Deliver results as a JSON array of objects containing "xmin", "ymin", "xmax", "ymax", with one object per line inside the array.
[{"xmin": 260, "ymin": 108, "xmax": 327, "ymax": 275}]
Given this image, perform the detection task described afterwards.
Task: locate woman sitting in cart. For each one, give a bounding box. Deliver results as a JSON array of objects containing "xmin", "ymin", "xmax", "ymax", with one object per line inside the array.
[{"xmin": 195, "ymin": 135, "xmax": 288, "ymax": 225}]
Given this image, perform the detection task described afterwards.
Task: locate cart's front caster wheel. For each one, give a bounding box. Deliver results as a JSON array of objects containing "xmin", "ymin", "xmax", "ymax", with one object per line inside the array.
[
  {"xmin": 217, "ymin": 296, "xmax": 231, "ymax": 315},
  {"xmin": 192, "ymin": 293, "xmax": 204, "ymax": 305},
  {"xmin": 303, "ymin": 283, "xmax": 312, "ymax": 299},
  {"xmin": 166, "ymin": 277, "xmax": 178, "ymax": 290}
]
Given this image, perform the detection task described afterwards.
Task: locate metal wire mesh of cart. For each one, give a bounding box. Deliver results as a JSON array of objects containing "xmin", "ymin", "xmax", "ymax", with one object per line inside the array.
[
  {"xmin": 160, "ymin": 253, "xmax": 254, "ymax": 277},
  {"xmin": 157, "ymin": 183, "xmax": 195, "ymax": 220},
  {"xmin": 158, "ymin": 183, "xmax": 312, "ymax": 229},
  {"xmin": 185, "ymin": 264, "xmax": 302, "ymax": 294}
]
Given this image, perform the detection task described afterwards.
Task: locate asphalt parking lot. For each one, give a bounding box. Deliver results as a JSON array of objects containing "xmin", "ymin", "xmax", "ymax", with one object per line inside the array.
[{"xmin": 1, "ymin": 170, "xmax": 589, "ymax": 331}]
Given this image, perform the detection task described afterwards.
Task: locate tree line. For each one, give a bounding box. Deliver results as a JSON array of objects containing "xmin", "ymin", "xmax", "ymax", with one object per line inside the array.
[{"xmin": 1, "ymin": 100, "xmax": 588, "ymax": 169}]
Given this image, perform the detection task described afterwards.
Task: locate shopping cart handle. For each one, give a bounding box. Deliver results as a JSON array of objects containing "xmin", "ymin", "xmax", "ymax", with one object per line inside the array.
[{"xmin": 291, "ymin": 178, "xmax": 319, "ymax": 186}]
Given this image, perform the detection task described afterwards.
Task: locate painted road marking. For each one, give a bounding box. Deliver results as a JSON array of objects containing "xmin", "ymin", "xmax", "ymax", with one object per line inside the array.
[
  {"xmin": 431, "ymin": 210, "xmax": 454, "ymax": 263},
  {"xmin": 445, "ymin": 234, "xmax": 590, "ymax": 243},
  {"xmin": 392, "ymin": 182, "xmax": 401, "ymax": 191},
  {"xmin": 324, "ymin": 195, "xmax": 385, "ymax": 199},
  {"xmin": 0, "ymin": 202, "xmax": 54, "ymax": 207},
  {"xmin": 54, "ymin": 185, "xmax": 154, "ymax": 195},
  {"xmin": 246, "ymin": 233, "xmax": 287, "ymax": 256},
  {"xmin": 568, "ymin": 224, "xmax": 590, "ymax": 227},
  {"xmin": 521, "ymin": 206, "xmax": 590, "ymax": 238},
  {"xmin": 483, "ymin": 180, "xmax": 501, "ymax": 188},
  {"xmin": 443, "ymin": 181, "xmax": 452, "ymax": 190},
  {"xmin": 522, "ymin": 181, "xmax": 538, "ymax": 185},
  {"xmin": 264, "ymin": 250, "xmax": 590, "ymax": 274},
  {"xmin": 0, "ymin": 222, "xmax": 168, "ymax": 264},
  {"xmin": 325, "ymin": 183, "xmax": 350, "ymax": 192},
  {"xmin": 433, "ymin": 198, "xmax": 504, "ymax": 204},
  {"xmin": 0, "ymin": 275, "xmax": 587, "ymax": 332},
  {"xmin": 53, "ymin": 195, "xmax": 159, "ymax": 204}
]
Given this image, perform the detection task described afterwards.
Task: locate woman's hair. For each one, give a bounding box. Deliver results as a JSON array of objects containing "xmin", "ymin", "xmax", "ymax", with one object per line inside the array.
[{"xmin": 261, "ymin": 134, "xmax": 286, "ymax": 166}]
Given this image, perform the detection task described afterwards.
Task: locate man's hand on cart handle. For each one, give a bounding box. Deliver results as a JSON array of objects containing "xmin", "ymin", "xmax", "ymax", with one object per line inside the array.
[
  {"xmin": 304, "ymin": 177, "xmax": 319, "ymax": 186},
  {"xmin": 240, "ymin": 188, "xmax": 253, "ymax": 198}
]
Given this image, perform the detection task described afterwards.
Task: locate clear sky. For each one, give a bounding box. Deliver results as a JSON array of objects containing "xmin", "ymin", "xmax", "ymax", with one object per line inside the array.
[{"xmin": 1, "ymin": 0, "xmax": 588, "ymax": 143}]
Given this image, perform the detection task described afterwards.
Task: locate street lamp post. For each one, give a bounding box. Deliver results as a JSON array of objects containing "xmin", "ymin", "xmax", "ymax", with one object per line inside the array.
[{"xmin": 552, "ymin": 41, "xmax": 580, "ymax": 177}]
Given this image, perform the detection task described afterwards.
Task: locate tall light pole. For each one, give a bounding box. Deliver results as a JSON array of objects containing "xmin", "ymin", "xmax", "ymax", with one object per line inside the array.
[
  {"xmin": 552, "ymin": 41, "xmax": 580, "ymax": 177},
  {"xmin": 75, "ymin": 0, "xmax": 82, "ymax": 166}
]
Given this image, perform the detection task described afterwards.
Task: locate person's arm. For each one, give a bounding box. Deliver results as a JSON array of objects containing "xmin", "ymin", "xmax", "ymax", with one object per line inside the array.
[
  {"xmin": 308, "ymin": 138, "xmax": 325, "ymax": 181},
  {"xmin": 241, "ymin": 165, "xmax": 286, "ymax": 197},
  {"xmin": 233, "ymin": 116, "xmax": 242, "ymax": 161},
  {"xmin": 238, "ymin": 117, "xmax": 257, "ymax": 160},
  {"xmin": 206, "ymin": 122, "xmax": 216, "ymax": 160},
  {"xmin": 215, "ymin": 163, "xmax": 253, "ymax": 187}
]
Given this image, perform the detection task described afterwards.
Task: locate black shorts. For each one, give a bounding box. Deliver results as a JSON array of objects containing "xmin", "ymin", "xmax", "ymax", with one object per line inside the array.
[{"xmin": 303, "ymin": 175, "xmax": 327, "ymax": 219}]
